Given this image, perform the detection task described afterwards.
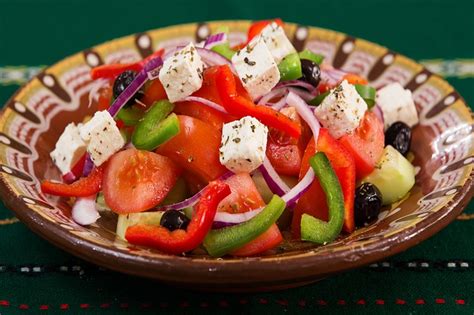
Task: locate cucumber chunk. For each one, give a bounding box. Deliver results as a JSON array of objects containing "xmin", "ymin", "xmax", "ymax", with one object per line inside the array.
[{"xmin": 362, "ymin": 145, "xmax": 415, "ymax": 205}]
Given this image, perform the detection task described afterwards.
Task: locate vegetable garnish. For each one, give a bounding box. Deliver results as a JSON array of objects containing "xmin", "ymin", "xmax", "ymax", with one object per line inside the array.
[
  {"xmin": 203, "ymin": 194, "xmax": 286, "ymax": 257},
  {"xmin": 216, "ymin": 65, "xmax": 302, "ymax": 138},
  {"xmin": 300, "ymin": 152, "xmax": 345, "ymax": 244},
  {"xmin": 132, "ymin": 100, "xmax": 179, "ymax": 150},
  {"xmin": 41, "ymin": 165, "xmax": 105, "ymax": 197},
  {"xmin": 126, "ymin": 181, "xmax": 231, "ymax": 255}
]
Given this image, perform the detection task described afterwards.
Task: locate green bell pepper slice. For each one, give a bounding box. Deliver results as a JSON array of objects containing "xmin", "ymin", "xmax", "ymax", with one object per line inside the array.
[
  {"xmin": 203, "ymin": 195, "xmax": 286, "ymax": 257},
  {"xmin": 278, "ymin": 53, "xmax": 303, "ymax": 81},
  {"xmin": 301, "ymin": 152, "xmax": 345, "ymax": 244},
  {"xmin": 117, "ymin": 106, "xmax": 144, "ymax": 126},
  {"xmin": 354, "ymin": 84, "xmax": 376, "ymax": 109},
  {"xmin": 299, "ymin": 49, "xmax": 324, "ymax": 65},
  {"xmin": 308, "ymin": 91, "xmax": 330, "ymax": 106},
  {"xmin": 131, "ymin": 100, "xmax": 180, "ymax": 150}
]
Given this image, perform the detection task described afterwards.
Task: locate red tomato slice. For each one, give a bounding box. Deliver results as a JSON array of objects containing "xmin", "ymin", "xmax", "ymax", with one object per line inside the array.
[
  {"xmin": 247, "ymin": 19, "xmax": 284, "ymax": 43},
  {"xmin": 174, "ymin": 102, "xmax": 234, "ymax": 131},
  {"xmin": 141, "ymin": 79, "xmax": 167, "ymax": 107},
  {"xmin": 339, "ymin": 111, "xmax": 384, "ymax": 179},
  {"xmin": 230, "ymin": 223, "xmax": 283, "ymax": 257},
  {"xmin": 292, "ymin": 129, "xmax": 356, "ymax": 237},
  {"xmin": 156, "ymin": 115, "xmax": 227, "ymax": 183},
  {"xmin": 103, "ymin": 149, "xmax": 181, "ymax": 214},
  {"xmin": 216, "ymin": 173, "xmax": 283, "ymax": 256},
  {"xmin": 265, "ymin": 107, "xmax": 311, "ymax": 176}
]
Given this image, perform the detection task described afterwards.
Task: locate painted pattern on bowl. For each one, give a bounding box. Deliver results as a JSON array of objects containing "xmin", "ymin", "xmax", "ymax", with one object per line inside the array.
[{"xmin": 0, "ymin": 21, "xmax": 472, "ymax": 290}]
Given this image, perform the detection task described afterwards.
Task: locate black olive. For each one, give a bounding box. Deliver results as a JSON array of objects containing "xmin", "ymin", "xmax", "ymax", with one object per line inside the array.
[
  {"xmin": 112, "ymin": 70, "xmax": 144, "ymax": 107},
  {"xmin": 385, "ymin": 121, "xmax": 412, "ymax": 156},
  {"xmin": 300, "ymin": 59, "xmax": 321, "ymax": 87},
  {"xmin": 354, "ymin": 183, "xmax": 382, "ymax": 227},
  {"xmin": 160, "ymin": 210, "xmax": 190, "ymax": 231}
]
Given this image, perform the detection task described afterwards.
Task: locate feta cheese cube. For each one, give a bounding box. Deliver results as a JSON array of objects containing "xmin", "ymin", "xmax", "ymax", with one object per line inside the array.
[
  {"xmin": 253, "ymin": 22, "xmax": 296, "ymax": 63},
  {"xmin": 232, "ymin": 39, "xmax": 280, "ymax": 100},
  {"xmin": 79, "ymin": 110, "xmax": 125, "ymax": 166},
  {"xmin": 159, "ymin": 43, "xmax": 204, "ymax": 103},
  {"xmin": 314, "ymin": 80, "xmax": 368, "ymax": 139},
  {"xmin": 376, "ymin": 82, "xmax": 419, "ymax": 129},
  {"xmin": 219, "ymin": 116, "xmax": 268, "ymax": 173},
  {"xmin": 50, "ymin": 123, "xmax": 87, "ymax": 175}
]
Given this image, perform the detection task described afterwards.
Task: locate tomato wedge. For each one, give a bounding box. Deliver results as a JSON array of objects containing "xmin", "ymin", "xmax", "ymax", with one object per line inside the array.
[
  {"xmin": 292, "ymin": 129, "xmax": 356, "ymax": 236},
  {"xmin": 339, "ymin": 111, "xmax": 385, "ymax": 179},
  {"xmin": 141, "ymin": 79, "xmax": 168, "ymax": 107},
  {"xmin": 217, "ymin": 173, "xmax": 283, "ymax": 256},
  {"xmin": 266, "ymin": 107, "xmax": 312, "ymax": 176},
  {"xmin": 103, "ymin": 149, "xmax": 181, "ymax": 214},
  {"xmin": 156, "ymin": 115, "xmax": 227, "ymax": 183}
]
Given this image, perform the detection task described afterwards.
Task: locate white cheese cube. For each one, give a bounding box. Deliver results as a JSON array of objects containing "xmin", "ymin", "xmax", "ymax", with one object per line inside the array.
[
  {"xmin": 50, "ymin": 123, "xmax": 87, "ymax": 175},
  {"xmin": 159, "ymin": 43, "xmax": 204, "ymax": 103},
  {"xmin": 79, "ymin": 110, "xmax": 125, "ymax": 166},
  {"xmin": 376, "ymin": 82, "xmax": 419, "ymax": 129},
  {"xmin": 219, "ymin": 116, "xmax": 268, "ymax": 173},
  {"xmin": 232, "ymin": 39, "xmax": 280, "ymax": 100},
  {"xmin": 254, "ymin": 22, "xmax": 296, "ymax": 63},
  {"xmin": 314, "ymin": 80, "xmax": 368, "ymax": 139}
]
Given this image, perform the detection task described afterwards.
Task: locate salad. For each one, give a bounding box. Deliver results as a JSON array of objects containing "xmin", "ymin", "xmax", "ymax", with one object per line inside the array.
[{"xmin": 41, "ymin": 19, "xmax": 419, "ymax": 257}]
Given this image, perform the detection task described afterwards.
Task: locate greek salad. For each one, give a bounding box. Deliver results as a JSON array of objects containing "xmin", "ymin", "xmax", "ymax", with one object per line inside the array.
[{"xmin": 42, "ymin": 20, "xmax": 419, "ymax": 257}]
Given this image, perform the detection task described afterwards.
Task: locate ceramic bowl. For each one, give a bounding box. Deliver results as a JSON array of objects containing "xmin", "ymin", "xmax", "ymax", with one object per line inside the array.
[{"xmin": 0, "ymin": 21, "xmax": 472, "ymax": 291}]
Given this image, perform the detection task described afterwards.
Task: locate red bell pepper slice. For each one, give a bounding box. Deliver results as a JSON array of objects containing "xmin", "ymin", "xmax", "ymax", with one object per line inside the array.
[
  {"xmin": 90, "ymin": 63, "xmax": 143, "ymax": 80},
  {"xmin": 247, "ymin": 19, "xmax": 284, "ymax": 43},
  {"xmin": 41, "ymin": 165, "xmax": 105, "ymax": 197},
  {"xmin": 90, "ymin": 49, "xmax": 164, "ymax": 80},
  {"xmin": 291, "ymin": 129, "xmax": 356, "ymax": 236},
  {"xmin": 125, "ymin": 181, "xmax": 231, "ymax": 255},
  {"xmin": 215, "ymin": 65, "xmax": 301, "ymax": 139}
]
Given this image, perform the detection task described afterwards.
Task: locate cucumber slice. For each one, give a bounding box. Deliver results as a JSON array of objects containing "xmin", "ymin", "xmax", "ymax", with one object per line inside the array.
[
  {"xmin": 116, "ymin": 212, "xmax": 164, "ymax": 240},
  {"xmin": 362, "ymin": 145, "xmax": 415, "ymax": 205}
]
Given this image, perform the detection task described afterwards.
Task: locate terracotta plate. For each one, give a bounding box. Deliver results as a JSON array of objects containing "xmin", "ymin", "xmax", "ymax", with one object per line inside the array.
[{"xmin": 0, "ymin": 21, "xmax": 472, "ymax": 291}]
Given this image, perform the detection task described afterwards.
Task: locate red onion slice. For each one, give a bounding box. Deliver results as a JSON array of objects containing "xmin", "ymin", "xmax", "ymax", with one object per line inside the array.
[
  {"xmin": 257, "ymin": 87, "xmax": 287, "ymax": 106},
  {"xmin": 156, "ymin": 171, "xmax": 234, "ymax": 211},
  {"xmin": 181, "ymin": 96, "xmax": 228, "ymax": 113},
  {"xmin": 320, "ymin": 64, "xmax": 348, "ymax": 86},
  {"xmin": 195, "ymin": 47, "xmax": 235, "ymax": 70},
  {"xmin": 108, "ymin": 56, "xmax": 163, "ymax": 117},
  {"xmin": 214, "ymin": 207, "xmax": 264, "ymax": 224},
  {"xmin": 258, "ymin": 159, "xmax": 290, "ymax": 196},
  {"xmin": 287, "ymin": 87, "xmax": 315, "ymax": 102},
  {"xmin": 62, "ymin": 171, "xmax": 77, "ymax": 184},
  {"xmin": 271, "ymin": 95, "xmax": 288, "ymax": 110},
  {"xmin": 275, "ymin": 80, "xmax": 315, "ymax": 92},
  {"xmin": 204, "ymin": 33, "xmax": 227, "ymax": 49},
  {"xmin": 82, "ymin": 153, "xmax": 94, "ymax": 177},
  {"xmin": 373, "ymin": 104, "xmax": 384, "ymax": 124},
  {"xmin": 72, "ymin": 194, "xmax": 100, "ymax": 225}
]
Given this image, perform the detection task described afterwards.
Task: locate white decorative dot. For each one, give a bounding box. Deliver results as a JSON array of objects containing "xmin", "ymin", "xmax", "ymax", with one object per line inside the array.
[
  {"xmin": 138, "ymin": 35, "xmax": 151, "ymax": 49},
  {"xmin": 420, "ymin": 262, "xmax": 429, "ymax": 268},
  {"xmin": 381, "ymin": 262, "xmax": 390, "ymax": 267},
  {"xmin": 445, "ymin": 188, "xmax": 457, "ymax": 196},
  {"xmin": 415, "ymin": 73, "xmax": 427, "ymax": 84},
  {"xmin": 197, "ymin": 26, "xmax": 210, "ymax": 39},
  {"xmin": 444, "ymin": 95, "xmax": 455, "ymax": 106},
  {"xmin": 32, "ymin": 266, "xmax": 41, "ymax": 272},
  {"xmin": 464, "ymin": 157, "xmax": 474, "ymax": 165},
  {"xmin": 369, "ymin": 263, "xmax": 378, "ymax": 268},
  {"xmin": 59, "ymin": 266, "xmax": 68, "ymax": 272},
  {"xmin": 460, "ymin": 262, "xmax": 469, "ymax": 268},
  {"xmin": 1, "ymin": 166, "xmax": 12, "ymax": 174},
  {"xmin": 342, "ymin": 41, "xmax": 354, "ymax": 54},
  {"xmin": 447, "ymin": 262, "xmax": 456, "ymax": 268},
  {"xmin": 20, "ymin": 267, "xmax": 30, "ymax": 273},
  {"xmin": 86, "ymin": 53, "xmax": 99, "ymax": 67},
  {"xmin": 407, "ymin": 262, "xmax": 417, "ymax": 267},
  {"xmin": 42, "ymin": 75, "xmax": 55, "ymax": 87},
  {"xmin": 14, "ymin": 102, "xmax": 26, "ymax": 113},
  {"xmin": 295, "ymin": 28, "xmax": 308, "ymax": 41},
  {"xmin": 22, "ymin": 197, "xmax": 35, "ymax": 205},
  {"xmin": 0, "ymin": 135, "xmax": 11, "ymax": 145},
  {"xmin": 383, "ymin": 54, "xmax": 394, "ymax": 65}
]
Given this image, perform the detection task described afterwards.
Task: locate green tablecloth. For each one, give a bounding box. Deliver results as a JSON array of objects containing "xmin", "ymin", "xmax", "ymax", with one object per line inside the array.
[{"xmin": 0, "ymin": 1, "xmax": 473, "ymax": 314}]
